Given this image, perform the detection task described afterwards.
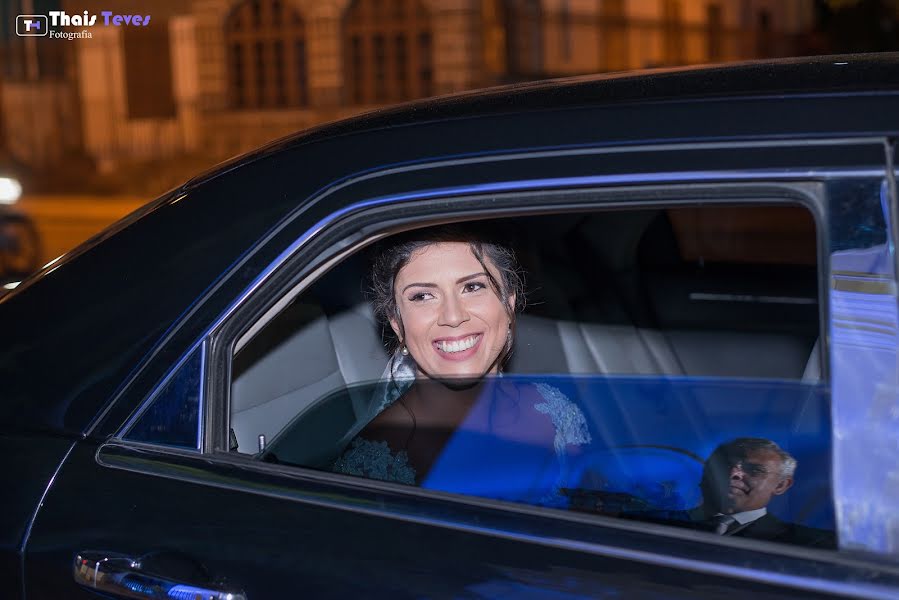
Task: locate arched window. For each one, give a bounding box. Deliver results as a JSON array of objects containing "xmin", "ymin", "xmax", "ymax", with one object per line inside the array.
[
  {"xmin": 343, "ymin": 0, "xmax": 433, "ymax": 104},
  {"xmin": 225, "ymin": 0, "xmax": 308, "ymax": 109}
]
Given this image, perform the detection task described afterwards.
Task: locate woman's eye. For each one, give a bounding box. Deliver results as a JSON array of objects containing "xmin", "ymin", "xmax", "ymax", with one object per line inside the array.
[
  {"xmin": 409, "ymin": 291, "xmax": 434, "ymax": 302},
  {"xmin": 463, "ymin": 281, "xmax": 487, "ymax": 293}
]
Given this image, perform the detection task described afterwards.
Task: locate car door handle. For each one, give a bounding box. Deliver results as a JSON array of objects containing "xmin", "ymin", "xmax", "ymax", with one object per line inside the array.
[{"xmin": 74, "ymin": 551, "xmax": 247, "ymax": 599}]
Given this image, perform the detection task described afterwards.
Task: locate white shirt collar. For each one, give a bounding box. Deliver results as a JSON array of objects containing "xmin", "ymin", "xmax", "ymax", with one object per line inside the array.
[{"xmin": 719, "ymin": 507, "xmax": 767, "ymax": 525}]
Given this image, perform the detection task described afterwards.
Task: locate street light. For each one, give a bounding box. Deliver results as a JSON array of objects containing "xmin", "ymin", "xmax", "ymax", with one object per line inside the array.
[{"xmin": 0, "ymin": 177, "xmax": 23, "ymax": 205}]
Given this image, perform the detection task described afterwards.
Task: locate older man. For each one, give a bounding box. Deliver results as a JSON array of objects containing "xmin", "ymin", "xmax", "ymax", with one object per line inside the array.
[{"xmin": 628, "ymin": 438, "xmax": 835, "ymax": 548}]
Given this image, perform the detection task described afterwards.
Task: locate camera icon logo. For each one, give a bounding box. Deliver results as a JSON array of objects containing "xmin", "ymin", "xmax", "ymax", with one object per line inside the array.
[{"xmin": 16, "ymin": 15, "xmax": 48, "ymax": 36}]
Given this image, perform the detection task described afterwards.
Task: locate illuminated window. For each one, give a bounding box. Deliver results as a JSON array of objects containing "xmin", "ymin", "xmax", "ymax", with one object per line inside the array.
[
  {"xmin": 225, "ymin": 0, "xmax": 308, "ymax": 109},
  {"xmin": 343, "ymin": 0, "xmax": 433, "ymax": 104}
]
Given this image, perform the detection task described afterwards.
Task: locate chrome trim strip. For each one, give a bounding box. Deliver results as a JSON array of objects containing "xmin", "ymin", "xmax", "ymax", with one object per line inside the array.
[
  {"xmin": 96, "ymin": 444, "xmax": 899, "ymax": 600},
  {"xmin": 196, "ymin": 341, "xmax": 206, "ymax": 452}
]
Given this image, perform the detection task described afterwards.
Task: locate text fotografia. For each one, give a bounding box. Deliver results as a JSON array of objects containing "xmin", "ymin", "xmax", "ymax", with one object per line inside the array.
[
  {"xmin": 48, "ymin": 10, "xmax": 151, "ymax": 27},
  {"xmin": 51, "ymin": 30, "xmax": 90, "ymax": 39}
]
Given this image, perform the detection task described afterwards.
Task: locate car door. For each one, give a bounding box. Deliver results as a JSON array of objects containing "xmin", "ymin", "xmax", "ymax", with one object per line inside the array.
[{"xmin": 22, "ymin": 136, "xmax": 899, "ymax": 598}]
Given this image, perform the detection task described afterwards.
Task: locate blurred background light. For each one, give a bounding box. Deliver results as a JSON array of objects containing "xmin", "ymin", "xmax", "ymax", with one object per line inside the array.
[{"xmin": 0, "ymin": 176, "xmax": 22, "ymax": 204}]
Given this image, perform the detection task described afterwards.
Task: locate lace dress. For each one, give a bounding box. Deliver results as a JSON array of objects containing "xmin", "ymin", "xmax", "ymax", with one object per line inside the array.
[{"xmin": 332, "ymin": 381, "xmax": 591, "ymax": 507}]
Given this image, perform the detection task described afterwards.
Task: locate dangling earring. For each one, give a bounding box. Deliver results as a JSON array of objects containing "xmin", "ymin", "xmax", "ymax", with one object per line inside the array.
[{"xmin": 401, "ymin": 345, "xmax": 409, "ymax": 356}]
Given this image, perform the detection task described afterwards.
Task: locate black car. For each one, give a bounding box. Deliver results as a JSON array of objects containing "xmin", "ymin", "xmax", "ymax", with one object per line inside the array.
[{"xmin": 3, "ymin": 54, "xmax": 899, "ymax": 599}]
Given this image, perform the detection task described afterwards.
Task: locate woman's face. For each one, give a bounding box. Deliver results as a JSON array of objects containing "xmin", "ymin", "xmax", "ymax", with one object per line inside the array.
[{"xmin": 390, "ymin": 242, "xmax": 514, "ymax": 382}]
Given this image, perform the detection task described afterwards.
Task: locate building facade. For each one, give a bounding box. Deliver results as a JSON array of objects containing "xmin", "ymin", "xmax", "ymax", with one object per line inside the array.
[{"xmin": 0, "ymin": 0, "xmax": 816, "ymax": 194}]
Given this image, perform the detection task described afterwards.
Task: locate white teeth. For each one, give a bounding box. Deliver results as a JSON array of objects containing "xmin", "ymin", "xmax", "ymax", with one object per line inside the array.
[{"xmin": 438, "ymin": 335, "xmax": 479, "ymax": 353}]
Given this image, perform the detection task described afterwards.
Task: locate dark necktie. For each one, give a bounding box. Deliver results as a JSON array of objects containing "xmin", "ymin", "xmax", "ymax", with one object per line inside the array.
[{"xmin": 711, "ymin": 514, "xmax": 738, "ymax": 535}]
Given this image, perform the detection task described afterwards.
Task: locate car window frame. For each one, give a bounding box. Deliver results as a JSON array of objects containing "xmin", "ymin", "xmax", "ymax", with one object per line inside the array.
[
  {"xmin": 205, "ymin": 179, "xmax": 829, "ymax": 490},
  {"xmin": 93, "ymin": 170, "xmax": 899, "ymax": 592}
]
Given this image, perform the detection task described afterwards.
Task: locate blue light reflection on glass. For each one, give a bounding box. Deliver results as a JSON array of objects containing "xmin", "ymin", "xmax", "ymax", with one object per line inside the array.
[
  {"xmin": 829, "ymin": 177, "xmax": 899, "ymax": 555},
  {"xmin": 125, "ymin": 344, "xmax": 204, "ymax": 449},
  {"xmin": 416, "ymin": 376, "xmax": 832, "ymax": 530}
]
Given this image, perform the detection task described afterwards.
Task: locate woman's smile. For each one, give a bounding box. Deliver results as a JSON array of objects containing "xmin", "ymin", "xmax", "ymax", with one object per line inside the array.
[{"xmin": 433, "ymin": 333, "xmax": 483, "ymax": 359}]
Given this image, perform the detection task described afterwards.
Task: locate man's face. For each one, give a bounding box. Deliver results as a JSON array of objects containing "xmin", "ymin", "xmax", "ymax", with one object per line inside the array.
[{"xmin": 702, "ymin": 447, "xmax": 794, "ymax": 514}]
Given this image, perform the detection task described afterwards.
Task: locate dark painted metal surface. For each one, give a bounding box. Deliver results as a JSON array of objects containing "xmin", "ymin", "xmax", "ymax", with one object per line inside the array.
[
  {"xmin": 25, "ymin": 442, "xmax": 899, "ymax": 599},
  {"xmin": 0, "ymin": 434, "xmax": 75, "ymax": 599}
]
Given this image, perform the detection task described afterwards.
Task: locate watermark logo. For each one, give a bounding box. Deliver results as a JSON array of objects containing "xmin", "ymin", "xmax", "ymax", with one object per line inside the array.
[
  {"xmin": 12, "ymin": 10, "xmax": 151, "ymax": 41},
  {"xmin": 16, "ymin": 15, "xmax": 48, "ymax": 36}
]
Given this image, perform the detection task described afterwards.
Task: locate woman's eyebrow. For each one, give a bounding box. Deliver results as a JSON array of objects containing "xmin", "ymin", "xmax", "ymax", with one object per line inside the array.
[
  {"xmin": 456, "ymin": 272, "xmax": 488, "ymax": 284},
  {"xmin": 402, "ymin": 272, "xmax": 487, "ymax": 292},
  {"xmin": 402, "ymin": 282, "xmax": 437, "ymax": 292}
]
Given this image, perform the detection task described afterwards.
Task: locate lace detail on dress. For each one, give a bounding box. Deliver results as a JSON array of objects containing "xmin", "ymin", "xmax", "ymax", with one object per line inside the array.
[
  {"xmin": 332, "ymin": 437, "xmax": 416, "ymax": 485},
  {"xmin": 533, "ymin": 383, "xmax": 592, "ymax": 507},
  {"xmin": 533, "ymin": 383, "xmax": 592, "ymax": 452}
]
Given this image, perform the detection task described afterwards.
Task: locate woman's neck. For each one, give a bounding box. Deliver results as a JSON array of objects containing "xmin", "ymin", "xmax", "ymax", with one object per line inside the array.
[{"xmin": 405, "ymin": 377, "xmax": 490, "ymax": 419}]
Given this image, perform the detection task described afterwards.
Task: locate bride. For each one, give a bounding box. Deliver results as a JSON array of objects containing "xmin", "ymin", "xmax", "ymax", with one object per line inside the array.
[{"xmin": 333, "ymin": 225, "xmax": 591, "ymax": 506}]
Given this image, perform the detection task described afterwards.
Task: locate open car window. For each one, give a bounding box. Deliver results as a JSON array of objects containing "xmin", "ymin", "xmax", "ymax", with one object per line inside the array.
[{"xmin": 228, "ymin": 201, "xmax": 831, "ymax": 549}]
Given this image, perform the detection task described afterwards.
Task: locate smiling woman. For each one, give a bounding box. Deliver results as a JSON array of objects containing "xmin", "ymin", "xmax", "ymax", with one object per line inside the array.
[{"xmin": 330, "ymin": 225, "xmax": 594, "ymax": 490}]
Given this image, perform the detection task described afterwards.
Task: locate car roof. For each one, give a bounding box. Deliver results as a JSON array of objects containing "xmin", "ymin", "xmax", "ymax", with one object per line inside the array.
[
  {"xmin": 188, "ymin": 52, "xmax": 899, "ymax": 188},
  {"xmin": 2, "ymin": 53, "xmax": 898, "ymax": 437}
]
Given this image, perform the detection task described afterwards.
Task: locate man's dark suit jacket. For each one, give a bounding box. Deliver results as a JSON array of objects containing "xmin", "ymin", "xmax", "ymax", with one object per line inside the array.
[{"xmin": 624, "ymin": 508, "xmax": 836, "ymax": 549}]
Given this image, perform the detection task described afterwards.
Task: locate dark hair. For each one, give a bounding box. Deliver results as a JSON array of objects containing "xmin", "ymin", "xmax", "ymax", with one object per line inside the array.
[{"xmin": 368, "ymin": 223, "xmax": 525, "ymax": 368}]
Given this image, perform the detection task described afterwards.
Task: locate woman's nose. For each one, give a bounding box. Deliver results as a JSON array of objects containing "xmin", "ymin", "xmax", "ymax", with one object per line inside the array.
[{"xmin": 438, "ymin": 295, "xmax": 469, "ymax": 326}]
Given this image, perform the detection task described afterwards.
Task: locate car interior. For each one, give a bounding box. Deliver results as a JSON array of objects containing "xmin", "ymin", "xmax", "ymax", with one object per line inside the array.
[{"xmin": 229, "ymin": 203, "xmax": 830, "ymax": 529}]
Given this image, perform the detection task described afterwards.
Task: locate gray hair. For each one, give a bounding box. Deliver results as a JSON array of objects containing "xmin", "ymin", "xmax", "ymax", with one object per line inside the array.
[{"xmin": 717, "ymin": 437, "xmax": 797, "ymax": 479}]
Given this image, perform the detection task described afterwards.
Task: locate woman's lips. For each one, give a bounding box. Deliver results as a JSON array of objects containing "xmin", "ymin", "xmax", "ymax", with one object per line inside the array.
[{"xmin": 432, "ymin": 333, "xmax": 482, "ymax": 361}]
